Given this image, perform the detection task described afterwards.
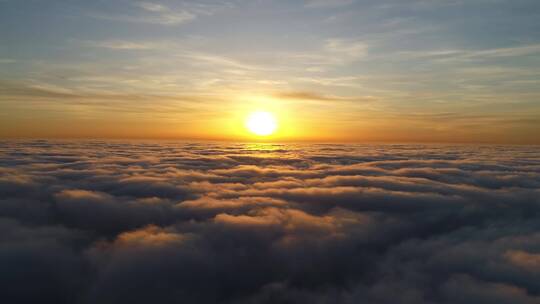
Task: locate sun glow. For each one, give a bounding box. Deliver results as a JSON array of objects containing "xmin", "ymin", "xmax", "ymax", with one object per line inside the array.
[{"xmin": 245, "ymin": 111, "xmax": 278, "ymax": 136}]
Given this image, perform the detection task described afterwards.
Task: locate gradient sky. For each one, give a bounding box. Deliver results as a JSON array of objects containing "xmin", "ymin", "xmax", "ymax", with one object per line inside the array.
[{"xmin": 1, "ymin": 0, "xmax": 540, "ymax": 143}]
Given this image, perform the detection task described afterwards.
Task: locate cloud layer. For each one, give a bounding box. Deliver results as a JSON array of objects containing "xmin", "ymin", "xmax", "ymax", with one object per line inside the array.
[{"xmin": 1, "ymin": 141, "xmax": 540, "ymax": 303}]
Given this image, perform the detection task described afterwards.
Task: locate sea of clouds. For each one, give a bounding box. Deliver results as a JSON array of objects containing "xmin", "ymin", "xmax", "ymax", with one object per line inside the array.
[{"xmin": 1, "ymin": 140, "xmax": 540, "ymax": 304}]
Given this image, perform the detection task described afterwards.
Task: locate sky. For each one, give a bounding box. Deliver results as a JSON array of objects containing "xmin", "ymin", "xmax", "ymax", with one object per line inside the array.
[{"xmin": 1, "ymin": 0, "xmax": 540, "ymax": 143}]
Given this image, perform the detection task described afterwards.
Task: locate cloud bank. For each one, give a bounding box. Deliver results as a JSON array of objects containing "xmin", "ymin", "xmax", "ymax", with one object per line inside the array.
[{"xmin": 1, "ymin": 141, "xmax": 539, "ymax": 303}]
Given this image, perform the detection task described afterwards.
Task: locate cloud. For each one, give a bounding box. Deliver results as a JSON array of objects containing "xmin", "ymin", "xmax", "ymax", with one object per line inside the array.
[
  {"xmin": 275, "ymin": 91, "xmax": 377, "ymax": 103},
  {"xmin": 504, "ymin": 250, "xmax": 540, "ymax": 272},
  {"xmin": 115, "ymin": 224, "xmax": 187, "ymax": 247},
  {"xmin": 90, "ymin": 1, "xmax": 197, "ymax": 26},
  {"xmin": 136, "ymin": 2, "xmax": 168, "ymax": 13},
  {"xmin": 440, "ymin": 274, "xmax": 540, "ymax": 304},
  {"xmin": 324, "ymin": 39, "xmax": 368, "ymax": 60},
  {"xmin": 1, "ymin": 140, "xmax": 539, "ymax": 303},
  {"xmin": 270, "ymin": 39, "xmax": 369, "ymax": 69},
  {"xmin": 305, "ymin": 0, "xmax": 355, "ymax": 8},
  {"xmin": 84, "ymin": 40, "xmax": 167, "ymax": 50},
  {"xmin": 395, "ymin": 43, "xmax": 540, "ymax": 63}
]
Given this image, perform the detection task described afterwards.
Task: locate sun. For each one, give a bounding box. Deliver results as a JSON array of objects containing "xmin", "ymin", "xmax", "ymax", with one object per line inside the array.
[{"xmin": 245, "ymin": 111, "xmax": 278, "ymax": 136}]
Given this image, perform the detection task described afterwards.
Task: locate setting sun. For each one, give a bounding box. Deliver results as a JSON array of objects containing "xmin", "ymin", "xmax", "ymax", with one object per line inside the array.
[{"xmin": 245, "ymin": 111, "xmax": 278, "ymax": 136}]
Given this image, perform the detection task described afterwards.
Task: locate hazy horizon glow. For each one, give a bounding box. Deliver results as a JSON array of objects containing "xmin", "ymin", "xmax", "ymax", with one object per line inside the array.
[{"xmin": 1, "ymin": 0, "xmax": 540, "ymax": 143}]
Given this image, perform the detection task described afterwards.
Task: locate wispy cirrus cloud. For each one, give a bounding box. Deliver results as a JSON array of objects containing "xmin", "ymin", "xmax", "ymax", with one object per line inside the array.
[
  {"xmin": 305, "ymin": 0, "xmax": 355, "ymax": 8},
  {"xmin": 275, "ymin": 91, "xmax": 377, "ymax": 103},
  {"xmin": 133, "ymin": 1, "xmax": 195, "ymax": 25},
  {"xmin": 83, "ymin": 40, "xmax": 169, "ymax": 50},
  {"xmin": 270, "ymin": 38, "xmax": 369, "ymax": 70},
  {"xmin": 324, "ymin": 38, "xmax": 368, "ymax": 61},
  {"xmin": 90, "ymin": 1, "xmax": 199, "ymax": 26},
  {"xmin": 395, "ymin": 43, "xmax": 540, "ymax": 62}
]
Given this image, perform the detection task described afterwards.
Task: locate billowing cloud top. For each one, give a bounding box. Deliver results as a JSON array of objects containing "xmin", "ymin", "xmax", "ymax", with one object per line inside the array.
[{"xmin": 1, "ymin": 140, "xmax": 540, "ymax": 303}]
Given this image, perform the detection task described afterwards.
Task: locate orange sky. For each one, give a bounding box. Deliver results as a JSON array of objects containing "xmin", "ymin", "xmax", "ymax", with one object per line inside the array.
[{"xmin": 1, "ymin": 1, "xmax": 540, "ymax": 144}]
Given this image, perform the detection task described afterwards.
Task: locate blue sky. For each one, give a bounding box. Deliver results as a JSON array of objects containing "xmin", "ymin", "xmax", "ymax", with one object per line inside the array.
[{"xmin": 1, "ymin": 0, "xmax": 540, "ymax": 142}]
